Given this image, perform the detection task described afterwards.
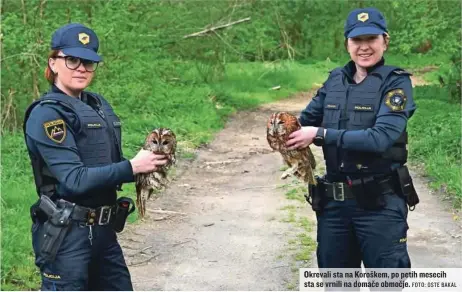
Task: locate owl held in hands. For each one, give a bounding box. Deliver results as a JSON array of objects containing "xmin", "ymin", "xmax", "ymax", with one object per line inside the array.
[
  {"xmin": 135, "ymin": 128, "xmax": 177, "ymax": 219},
  {"xmin": 266, "ymin": 112, "xmax": 317, "ymax": 185}
]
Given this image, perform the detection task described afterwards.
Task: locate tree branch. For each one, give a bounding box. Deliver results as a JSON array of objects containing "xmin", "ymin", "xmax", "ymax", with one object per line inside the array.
[{"xmin": 183, "ymin": 17, "xmax": 251, "ymax": 39}]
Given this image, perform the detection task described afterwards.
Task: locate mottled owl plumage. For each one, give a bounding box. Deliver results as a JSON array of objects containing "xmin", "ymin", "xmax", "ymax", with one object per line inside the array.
[
  {"xmin": 135, "ymin": 128, "xmax": 177, "ymax": 219},
  {"xmin": 266, "ymin": 112, "xmax": 317, "ymax": 185}
]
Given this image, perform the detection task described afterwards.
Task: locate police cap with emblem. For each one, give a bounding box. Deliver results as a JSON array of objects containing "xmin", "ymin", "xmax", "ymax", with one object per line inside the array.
[
  {"xmin": 344, "ymin": 7, "xmax": 388, "ymax": 38},
  {"xmin": 51, "ymin": 23, "xmax": 102, "ymax": 62}
]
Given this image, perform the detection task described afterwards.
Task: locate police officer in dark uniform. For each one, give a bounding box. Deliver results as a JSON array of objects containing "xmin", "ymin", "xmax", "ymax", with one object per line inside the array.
[
  {"xmin": 24, "ymin": 23, "xmax": 167, "ymax": 290},
  {"xmin": 286, "ymin": 8, "xmax": 419, "ymax": 269}
]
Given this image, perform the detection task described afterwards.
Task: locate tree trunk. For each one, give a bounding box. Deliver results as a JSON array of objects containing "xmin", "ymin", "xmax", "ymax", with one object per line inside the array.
[{"xmin": 21, "ymin": 0, "xmax": 27, "ymax": 24}]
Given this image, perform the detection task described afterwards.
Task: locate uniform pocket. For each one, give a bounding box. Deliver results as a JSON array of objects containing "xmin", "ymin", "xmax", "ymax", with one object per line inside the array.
[
  {"xmin": 110, "ymin": 117, "xmax": 122, "ymax": 145},
  {"xmin": 85, "ymin": 126, "xmax": 106, "ymax": 145},
  {"xmin": 350, "ymin": 110, "xmax": 376, "ymax": 129},
  {"xmin": 384, "ymin": 194, "xmax": 408, "ymax": 221},
  {"xmin": 378, "ymin": 243, "xmax": 411, "ymax": 268},
  {"xmin": 322, "ymin": 105, "xmax": 341, "ymax": 129}
]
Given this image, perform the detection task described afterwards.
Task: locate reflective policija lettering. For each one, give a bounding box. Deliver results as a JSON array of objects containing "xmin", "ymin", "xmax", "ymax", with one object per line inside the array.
[
  {"xmin": 354, "ymin": 105, "xmax": 373, "ymax": 111},
  {"xmin": 43, "ymin": 272, "xmax": 61, "ymax": 279}
]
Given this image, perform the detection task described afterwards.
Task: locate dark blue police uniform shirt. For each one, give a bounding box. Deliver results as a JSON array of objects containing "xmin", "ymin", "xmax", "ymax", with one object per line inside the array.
[
  {"xmin": 25, "ymin": 85, "xmax": 134, "ymax": 206},
  {"xmin": 299, "ymin": 58, "xmax": 416, "ymax": 154}
]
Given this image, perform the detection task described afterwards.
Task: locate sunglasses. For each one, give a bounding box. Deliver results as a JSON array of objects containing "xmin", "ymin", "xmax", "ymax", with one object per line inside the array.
[{"xmin": 55, "ymin": 55, "xmax": 98, "ymax": 72}]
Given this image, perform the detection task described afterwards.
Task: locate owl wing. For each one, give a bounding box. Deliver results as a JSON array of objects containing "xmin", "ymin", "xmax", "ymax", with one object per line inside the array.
[{"xmin": 306, "ymin": 146, "xmax": 316, "ymax": 169}]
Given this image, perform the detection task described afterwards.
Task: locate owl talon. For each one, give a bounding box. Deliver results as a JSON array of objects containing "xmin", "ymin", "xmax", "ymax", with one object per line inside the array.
[{"xmin": 281, "ymin": 166, "xmax": 296, "ymax": 180}]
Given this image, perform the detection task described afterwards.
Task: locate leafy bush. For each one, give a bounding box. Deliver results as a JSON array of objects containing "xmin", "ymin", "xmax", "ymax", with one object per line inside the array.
[{"xmin": 1, "ymin": 0, "xmax": 461, "ymax": 131}]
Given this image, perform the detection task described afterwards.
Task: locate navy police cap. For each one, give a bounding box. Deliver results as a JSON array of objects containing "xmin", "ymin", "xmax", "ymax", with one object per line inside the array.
[
  {"xmin": 344, "ymin": 7, "xmax": 388, "ymax": 38},
  {"xmin": 51, "ymin": 23, "xmax": 102, "ymax": 62}
]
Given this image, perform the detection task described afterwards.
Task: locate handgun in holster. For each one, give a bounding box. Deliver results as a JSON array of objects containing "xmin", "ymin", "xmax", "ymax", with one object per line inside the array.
[
  {"xmin": 394, "ymin": 165, "xmax": 420, "ymax": 211},
  {"xmin": 38, "ymin": 195, "xmax": 75, "ymax": 262},
  {"xmin": 305, "ymin": 176, "xmax": 327, "ymax": 212}
]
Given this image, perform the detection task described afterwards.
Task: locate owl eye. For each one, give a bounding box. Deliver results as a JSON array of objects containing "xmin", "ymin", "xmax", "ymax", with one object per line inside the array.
[
  {"xmin": 162, "ymin": 141, "xmax": 169, "ymax": 145},
  {"xmin": 152, "ymin": 141, "xmax": 158, "ymax": 144}
]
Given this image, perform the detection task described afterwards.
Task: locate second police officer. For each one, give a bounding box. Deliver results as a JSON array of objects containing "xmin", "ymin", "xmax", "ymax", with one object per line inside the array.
[
  {"xmin": 24, "ymin": 23, "xmax": 168, "ymax": 290},
  {"xmin": 286, "ymin": 7, "xmax": 419, "ymax": 269}
]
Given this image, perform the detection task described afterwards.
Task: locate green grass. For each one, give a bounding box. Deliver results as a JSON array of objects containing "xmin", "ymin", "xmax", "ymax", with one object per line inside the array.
[
  {"xmin": 284, "ymin": 185, "xmax": 308, "ymax": 203},
  {"xmin": 1, "ymin": 60, "xmax": 332, "ymax": 290},
  {"xmin": 1, "ymin": 135, "xmax": 42, "ymax": 290},
  {"xmin": 279, "ymin": 195, "xmax": 317, "ymax": 290},
  {"xmin": 408, "ymin": 85, "xmax": 462, "ymax": 207}
]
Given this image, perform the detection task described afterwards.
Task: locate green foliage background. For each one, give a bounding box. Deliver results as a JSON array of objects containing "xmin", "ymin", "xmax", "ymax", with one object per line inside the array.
[
  {"xmin": 1, "ymin": 0, "xmax": 461, "ymax": 290},
  {"xmin": 2, "ymin": 0, "xmax": 461, "ymax": 131}
]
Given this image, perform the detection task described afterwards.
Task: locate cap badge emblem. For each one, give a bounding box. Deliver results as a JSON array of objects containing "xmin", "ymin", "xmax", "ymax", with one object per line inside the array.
[
  {"xmin": 78, "ymin": 33, "xmax": 90, "ymax": 45},
  {"xmin": 357, "ymin": 12, "xmax": 369, "ymax": 22}
]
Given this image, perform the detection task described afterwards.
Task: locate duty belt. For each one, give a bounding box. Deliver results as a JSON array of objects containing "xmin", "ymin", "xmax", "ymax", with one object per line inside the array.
[
  {"xmin": 321, "ymin": 177, "xmax": 395, "ymax": 201},
  {"xmin": 56, "ymin": 200, "xmax": 116, "ymax": 225},
  {"xmin": 323, "ymin": 181, "xmax": 355, "ymax": 201}
]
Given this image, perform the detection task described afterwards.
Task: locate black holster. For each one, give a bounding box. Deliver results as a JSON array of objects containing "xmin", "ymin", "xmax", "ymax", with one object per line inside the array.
[
  {"xmin": 37, "ymin": 198, "xmax": 74, "ymax": 262},
  {"xmin": 351, "ymin": 177, "xmax": 386, "ymax": 210},
  {"xmin": 306, "ymin": 176, "xmax": 327, "ymax": 213},
  {"xmin": 30, "ymin": 199, "xmax": 47, "ymax": 224},
  {"xmin": 394, "ymin": 165, "xmax": 419, "ymax": 210},
  {"xmin": 112, "ymin": 197, "xmax": 135, "ymax": 233}
]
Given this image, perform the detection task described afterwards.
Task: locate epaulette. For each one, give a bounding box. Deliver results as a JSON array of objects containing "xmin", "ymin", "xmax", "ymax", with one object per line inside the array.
[
  {"xmin": 392, "ymin": 69, "xmax": 412, "ymax": 76},
  {"xmin": 39, "ymin": 100, "xmax": 59, "ymax": 105},
  {"xmin": 328, "ymin": 68, "xmax": 343, "ymax": 76}
]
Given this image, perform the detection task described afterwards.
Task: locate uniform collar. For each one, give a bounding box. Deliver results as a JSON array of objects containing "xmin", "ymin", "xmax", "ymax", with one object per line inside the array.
[
  {"xmin": 51, "ymin": 84, "xmax": 67, "ymax": 95},
  {"xmin": 342, "ymin": 57, "xmax": 385, "ymax": 82},
  {"xmin": 50, "ymin": 84, "xmax": 87, "ymax": 103}
]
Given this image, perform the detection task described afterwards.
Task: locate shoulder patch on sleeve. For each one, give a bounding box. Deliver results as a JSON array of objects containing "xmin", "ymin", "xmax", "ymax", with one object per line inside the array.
[
  {"xmin": 384, "ymin": 89, "xmax": 407, "ymax": 111},
  {"xmin": 43, "ymin": 119, "xmax": 66, "ymax": 143}
]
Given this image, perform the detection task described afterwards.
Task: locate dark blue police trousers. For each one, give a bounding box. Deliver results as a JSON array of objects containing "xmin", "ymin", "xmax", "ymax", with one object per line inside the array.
[
  {"xmin": 32, "ymin": 220, "xmax": 133, "ymax": 291},
  {"xmin": 316, "ymin": 193, "xmax": 411, "ymax": 268}
]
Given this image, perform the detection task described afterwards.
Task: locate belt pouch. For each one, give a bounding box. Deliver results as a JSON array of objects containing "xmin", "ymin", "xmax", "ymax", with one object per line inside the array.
[
  {"xmin": 112, "ymin": 197, "xmax": 135, "ymax": 233},
  {"xmin": 395, "ymin": 165, "xmax": 420, "ymax": 210}
]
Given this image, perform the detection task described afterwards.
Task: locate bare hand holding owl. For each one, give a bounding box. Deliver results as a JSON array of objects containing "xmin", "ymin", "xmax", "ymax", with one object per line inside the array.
[
  {"xmin": 130, "ymin": 150, "xmax": 168, "ymax": 175},
  {"xmin": 286, "ymin": 126, "xmax": 321, "ymax": 150}
]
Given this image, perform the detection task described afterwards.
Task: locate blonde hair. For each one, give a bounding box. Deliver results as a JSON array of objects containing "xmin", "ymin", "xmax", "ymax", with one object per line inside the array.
[{"xmin": 44, "ymin": 50, "xmax": 60, "ymax": 84}]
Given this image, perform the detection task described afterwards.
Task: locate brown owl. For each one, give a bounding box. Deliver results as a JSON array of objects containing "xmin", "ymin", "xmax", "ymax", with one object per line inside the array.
[
  {"xmin": 135, "ymin": 128, "xmax": 177, "ymax": 219},
  {"xmin": 266, "ymin": 112, "xmax": 317, "ymax": 185}
]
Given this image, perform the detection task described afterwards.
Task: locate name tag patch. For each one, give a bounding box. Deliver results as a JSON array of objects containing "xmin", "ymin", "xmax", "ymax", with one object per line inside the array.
[
  {"xmin": 325, "ymin": 104, "xmax": 339, "ymax": 109},
  {"xmin": 354, "ymin": 105, "xmax": 374, "ymax": 111},
  {"xmin": 87, "ymin": 123, "xmax": 102, "ymax": 128}
]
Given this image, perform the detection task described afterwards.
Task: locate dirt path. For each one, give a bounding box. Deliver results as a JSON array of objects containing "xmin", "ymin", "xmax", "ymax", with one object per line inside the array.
[{"xmin": 119, "ymin": 81, "xmax": 461, "ymax": 291}]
